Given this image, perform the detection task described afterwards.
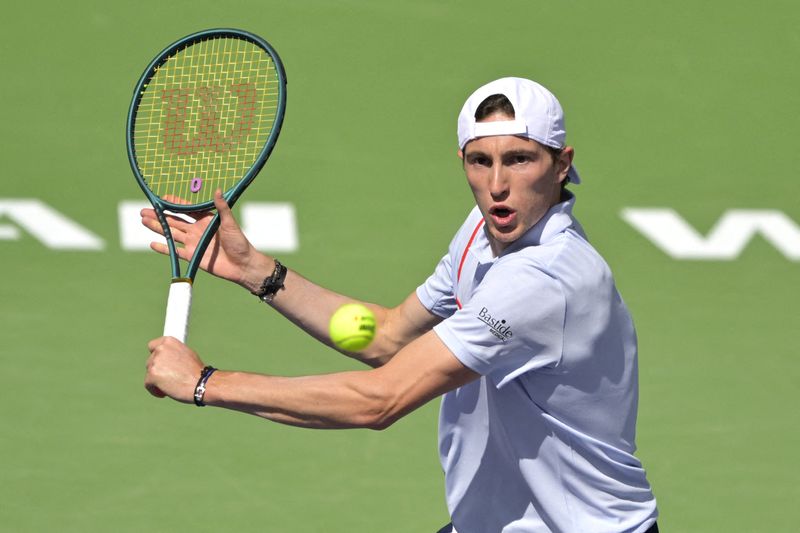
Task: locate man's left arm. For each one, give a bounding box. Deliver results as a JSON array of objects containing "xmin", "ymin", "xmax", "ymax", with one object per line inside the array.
[{"xmin": 145, "ymin": 331, "xmax": 479, "ymax": 429}]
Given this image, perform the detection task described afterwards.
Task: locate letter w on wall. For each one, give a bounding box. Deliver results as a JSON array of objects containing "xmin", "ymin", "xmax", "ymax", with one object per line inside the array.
[{"xmin": 621, "ymin": 209, "xmax": 800, "ymax": 261}]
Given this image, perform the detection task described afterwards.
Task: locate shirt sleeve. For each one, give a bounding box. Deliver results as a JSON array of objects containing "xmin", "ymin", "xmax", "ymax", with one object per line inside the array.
[
  {"xmin": 416, "ymin": 252, "xmax": 458, "ymax": 319},
  {"xmin": 416, "ymin": 207, "xmax": 484, "ymax": 319},
  {"xmin": 432, "ymin": 257, "xmax": 566, "ymax": 388}
]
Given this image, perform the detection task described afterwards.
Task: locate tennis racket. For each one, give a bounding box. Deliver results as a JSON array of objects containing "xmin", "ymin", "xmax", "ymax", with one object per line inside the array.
[{"xmin": 126, "ymin": 28, "xmax": 287, "ymax": 343}]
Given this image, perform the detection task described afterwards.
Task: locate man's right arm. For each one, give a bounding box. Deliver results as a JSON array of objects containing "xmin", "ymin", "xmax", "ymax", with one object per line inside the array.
[{"xmin": 140, "ymin": 190, "xmax": 442, "ymax": 367}]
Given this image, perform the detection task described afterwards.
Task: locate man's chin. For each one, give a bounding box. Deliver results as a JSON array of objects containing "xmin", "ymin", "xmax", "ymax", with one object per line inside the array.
[{"xmin": 487, "ymin": 226, "xmax": 519, "ymax": 253}]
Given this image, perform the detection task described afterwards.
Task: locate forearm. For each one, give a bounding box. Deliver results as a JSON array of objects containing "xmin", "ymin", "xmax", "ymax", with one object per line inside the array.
[
  {"xmin": 237, "ymin": 255, "xmax": 430, "ymax": 367},
  {"xmin": 203, "ymin": 368, "xmax": 393, "ymax": 429},
  {"xmin": 145, "ymin": 331, "xmax": 479, "ymax": 430}
]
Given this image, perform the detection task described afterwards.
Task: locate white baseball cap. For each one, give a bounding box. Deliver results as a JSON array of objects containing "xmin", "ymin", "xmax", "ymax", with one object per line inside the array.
[{"xmin": 457, "ymin": 77, "xmax": 581, "ymax": 184}]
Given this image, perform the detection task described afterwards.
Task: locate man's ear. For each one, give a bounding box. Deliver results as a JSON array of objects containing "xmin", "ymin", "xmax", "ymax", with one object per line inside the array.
[
  {"xmin": 457, "ymin": 148, "xmax": 464, "ymax": 160},
  {"xmin": 557, "ymin": 146, "xmax": 574, "ymax": 182}
]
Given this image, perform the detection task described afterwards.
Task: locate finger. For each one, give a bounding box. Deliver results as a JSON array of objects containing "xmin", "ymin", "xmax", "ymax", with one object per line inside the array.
[
  {"xmin": 144, "ymin": 222, "xmax": 188, "ymax": 246},
  {"xmin": 140, "ymin": 208, "xmax": 193, "ymax": 232},
  {"xmin": 213, "ymin": 189, "xmax": 236, "ymax": 225},
  {"xmin": 175, "ymin": 245, "xmax": 192, "ymax": 261},
  {"xmin": 145, "ymin": 382, "xmax": 167, "ymax": 398},
  {"xmin": 140, "ymin": 214, "xmax": 189, "ymax": 242},
  {"xmin": 161, "ymin": 335, "xmax": 182, "ymax": 347},
  {"xmin": 184, "ymin": 209, "xmax": 214, "ymax": 222},
  {"xmin": 141, "ymin": 215, "xmax": 166, "ymax": 236},
  {"xmin": 162, "ymin": 195, "xmax": 192, "ymax": 206},
  {"xmin": 142, "ymin": 206, "xmax": 203, "ymax": 229},
  {"xmin": 144, "ymin": 348, "xmax": 167, "ymax": 397},
  {"xmin": 147, "ymin": 337, "xmax": 167, "ymax": 352},
  {"xmin": 149, "ymin": 241, "xmax": 193, "ymax": 262},
  {"xmin": 214, "ymin": 190, "xmax": 248, "ymax": 239},
  {"xmin": 160, "ymin": 195, "xmax": 213, "ymax": 222},
  {"xmin": 149, "ymin": 241, "xmax": 170, "ymax": 256},
  {"xmin": 163, "ymin": 214, "xmax": 195, "ymax": 233}
]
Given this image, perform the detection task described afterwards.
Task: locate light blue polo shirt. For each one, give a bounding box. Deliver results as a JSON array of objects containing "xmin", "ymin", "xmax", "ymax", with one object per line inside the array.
[{"xmin": 417, "ymin": 193, "xmax": 658, "ymax": 533}]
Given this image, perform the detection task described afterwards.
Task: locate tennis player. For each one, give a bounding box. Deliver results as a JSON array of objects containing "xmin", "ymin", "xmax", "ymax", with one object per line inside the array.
[{"xmin": 143, "ymin": 77, "xmax": 659, "ymax": 532}]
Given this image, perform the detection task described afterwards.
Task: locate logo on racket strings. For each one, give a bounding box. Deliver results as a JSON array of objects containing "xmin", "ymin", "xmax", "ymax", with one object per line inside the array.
[{"xmin": 161, "ymin": 83, "xmax": 256, "ymax": 155}]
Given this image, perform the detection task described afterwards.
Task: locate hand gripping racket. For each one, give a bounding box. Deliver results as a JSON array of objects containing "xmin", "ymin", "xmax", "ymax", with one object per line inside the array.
[{"xmin": 126, "ymin": 29, "xmax": 287, "ymax": 342}]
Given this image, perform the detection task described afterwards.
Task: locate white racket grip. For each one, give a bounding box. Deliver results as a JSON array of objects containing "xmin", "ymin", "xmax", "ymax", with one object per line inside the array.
[{"xmin": 163, "ymin": 280, "xmax": 193, "ymax": 343}]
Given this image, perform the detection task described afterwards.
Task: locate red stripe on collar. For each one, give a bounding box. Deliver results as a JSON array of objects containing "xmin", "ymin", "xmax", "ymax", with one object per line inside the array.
[{"xmin": 455, "ymin": 218, "xmax": 486, "ymax": 309}]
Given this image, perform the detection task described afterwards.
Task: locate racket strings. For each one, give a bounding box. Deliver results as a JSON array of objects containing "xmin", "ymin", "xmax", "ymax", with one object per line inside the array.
[{"xmin": 133, "ymin": 35, "xmax": 280, "ymax": 204}]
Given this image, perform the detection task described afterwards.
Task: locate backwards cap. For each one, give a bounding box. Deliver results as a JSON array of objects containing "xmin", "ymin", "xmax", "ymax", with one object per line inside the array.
[{"xmin": 457, "ymin": 77, "xmax": 581, "ymax": 184}]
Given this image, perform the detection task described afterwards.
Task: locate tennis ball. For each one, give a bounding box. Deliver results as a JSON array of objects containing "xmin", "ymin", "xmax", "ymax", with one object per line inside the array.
[{"xmin": 329, "ymin": 303, "xmax": 376, "ymax": 351}]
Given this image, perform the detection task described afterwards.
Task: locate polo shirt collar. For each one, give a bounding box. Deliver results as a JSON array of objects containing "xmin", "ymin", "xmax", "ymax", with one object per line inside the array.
[{"xmin": 501, "ymin": 191, "xmax": 577, "ymax": 256}]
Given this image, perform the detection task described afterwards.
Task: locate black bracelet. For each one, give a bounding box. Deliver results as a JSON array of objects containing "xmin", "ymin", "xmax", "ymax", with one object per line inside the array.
[
  {"xmin": 193, "ymin": 365, "xmax": 217, "ymax": 407},
  {"xmin": 252, "ymin": 259, "xmax": 287, "ymax": 303}
]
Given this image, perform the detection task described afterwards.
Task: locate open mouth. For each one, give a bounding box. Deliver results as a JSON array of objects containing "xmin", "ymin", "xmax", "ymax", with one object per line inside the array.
[{"xmin": 489, "ymin": 206, "xmax": 516, "ymax": 226}]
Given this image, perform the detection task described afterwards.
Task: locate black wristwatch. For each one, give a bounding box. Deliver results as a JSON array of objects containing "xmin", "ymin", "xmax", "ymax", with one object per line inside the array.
[{"xmin": 252, "ymin": 259, "xmax": 287, "ymax": 303}]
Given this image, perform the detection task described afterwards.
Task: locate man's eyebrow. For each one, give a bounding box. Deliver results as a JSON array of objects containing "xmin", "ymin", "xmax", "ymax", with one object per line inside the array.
[
  {"xmin": 502, "ymin": 148, "xmax": 539, "ymax": 157},
  {"xmin": 464, "ymin": 149, "xmax": 490, "ymax": 159}
]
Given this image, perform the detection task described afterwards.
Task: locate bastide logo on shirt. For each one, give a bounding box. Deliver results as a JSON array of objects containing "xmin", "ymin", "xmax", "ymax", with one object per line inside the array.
[{"xmin": 477, "ymin": 307, "xmax": 513, "ymax": 342}]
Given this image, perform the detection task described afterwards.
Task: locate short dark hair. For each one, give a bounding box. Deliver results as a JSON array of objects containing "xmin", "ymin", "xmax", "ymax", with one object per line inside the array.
[
  {"xmin": 473, "ymin": 93, "xmax": 569, "ymax": 186},
  {"xmin": 474, "ymin": 93, "xmax": 516, "ymax": 121}
]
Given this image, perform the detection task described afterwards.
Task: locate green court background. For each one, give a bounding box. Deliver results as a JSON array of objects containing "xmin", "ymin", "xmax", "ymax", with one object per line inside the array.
[{"xmin": 1, "ymin": 1, "xmax": 798, "ymax": 531}]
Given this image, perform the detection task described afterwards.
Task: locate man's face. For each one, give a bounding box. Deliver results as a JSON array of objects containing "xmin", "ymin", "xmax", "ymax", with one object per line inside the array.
[{"xmin": 460, "ymin": 114, "xmax": 573, "ymax": 255}]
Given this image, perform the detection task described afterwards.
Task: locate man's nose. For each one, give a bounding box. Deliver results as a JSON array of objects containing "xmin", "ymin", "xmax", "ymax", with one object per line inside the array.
[{"xmin": 489, "ymin": 165, "xmax": 509, "ymax": 199}]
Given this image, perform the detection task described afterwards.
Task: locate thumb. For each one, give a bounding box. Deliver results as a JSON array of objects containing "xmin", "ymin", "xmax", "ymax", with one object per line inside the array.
[
  {"xmin": 213, "ymin": 189, "xmax": 233, "ymax": 220},
  {"xmin": 214, "ymin": 189, "xmax": 244, "ymax": 236},
  {"xmin": 213, "ymin": 189, "xmax": 244, "ymax": 232}
]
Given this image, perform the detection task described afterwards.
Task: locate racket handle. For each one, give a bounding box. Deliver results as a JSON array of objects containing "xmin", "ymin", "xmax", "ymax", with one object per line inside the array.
[{"xmin": 163, "ymin": 280, "xmax": 193, "ymax": 343}]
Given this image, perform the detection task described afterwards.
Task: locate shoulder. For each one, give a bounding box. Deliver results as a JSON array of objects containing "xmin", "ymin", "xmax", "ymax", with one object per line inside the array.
[
  {"xmin": 504, "ymin": 227, "xmax": 608, "ymax": 280},
  {"xmin": 477, "ymin": 254, "xmax": 566, "ymax": 318},
  {"xmin": 435, "ymin": 253, "xmax": 567, "ymax": 382}
]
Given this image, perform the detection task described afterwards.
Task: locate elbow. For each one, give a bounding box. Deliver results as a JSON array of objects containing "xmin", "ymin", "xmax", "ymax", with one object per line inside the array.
[
  {"xmin": 347, "ymin": 367, "xmax": 415, "ymax": 430},
  {"xmin": 357, "ymin": 390, "xmax": 403, "ymax": 431},
  {"xmin": 365, "ymin": 411, "xmax": 400, "ymax": 431}
]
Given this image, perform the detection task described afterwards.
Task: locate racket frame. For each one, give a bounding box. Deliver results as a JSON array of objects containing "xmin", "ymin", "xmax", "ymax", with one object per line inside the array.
[{"xmin": 125, "ymin": 28, "xmax": 287, "ymax": 340}]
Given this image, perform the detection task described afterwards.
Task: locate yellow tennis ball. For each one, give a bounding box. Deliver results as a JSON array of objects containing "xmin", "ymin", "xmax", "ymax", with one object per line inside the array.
[{"xmin": 329, "ymin": 303, "xmax": 376, "ymax": 351}]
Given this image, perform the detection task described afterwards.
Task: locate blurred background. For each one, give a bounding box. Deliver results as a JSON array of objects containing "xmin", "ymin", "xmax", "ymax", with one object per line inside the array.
[{"xmin": 1, "ymin": 1, "xmax": 798, "ymax": 531}]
